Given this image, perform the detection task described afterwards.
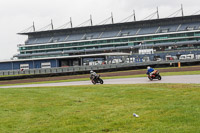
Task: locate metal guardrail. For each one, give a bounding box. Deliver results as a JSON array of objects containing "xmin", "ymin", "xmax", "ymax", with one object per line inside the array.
[{"xmin": 0, "ymin": 59, "xmax": 199, "ymax": 76}]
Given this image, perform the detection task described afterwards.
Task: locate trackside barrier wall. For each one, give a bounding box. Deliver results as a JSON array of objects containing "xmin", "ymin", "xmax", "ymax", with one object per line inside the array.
[{"xmin": 0, "ymin": 59, "xmax": 199, "ymax": 76}]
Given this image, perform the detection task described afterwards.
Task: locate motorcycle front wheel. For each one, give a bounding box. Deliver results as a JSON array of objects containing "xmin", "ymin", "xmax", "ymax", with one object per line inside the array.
[
  {"xmin": 148, "ymin": 76, "xmax": 153, "ymax": 81},
  {"xmin": 91, "ymin": 80, "xmax": 96, "ymax": 85}
]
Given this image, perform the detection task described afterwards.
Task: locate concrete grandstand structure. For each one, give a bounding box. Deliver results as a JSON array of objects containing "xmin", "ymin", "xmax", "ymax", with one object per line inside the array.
[{"xmin": 1, "ymin": 12, "xmax": 200, "ymax": 74}]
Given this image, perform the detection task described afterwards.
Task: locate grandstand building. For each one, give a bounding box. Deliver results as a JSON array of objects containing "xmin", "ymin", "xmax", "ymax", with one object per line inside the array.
[{"xmin": 1, "ymin": 13, "xmax": 200, "ymax": 71}]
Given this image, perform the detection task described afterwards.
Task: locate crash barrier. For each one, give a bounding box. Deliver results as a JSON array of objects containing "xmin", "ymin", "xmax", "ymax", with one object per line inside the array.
[{"xmin": 0, "ymin": 59, "xmax": 199, "ymax": 77}]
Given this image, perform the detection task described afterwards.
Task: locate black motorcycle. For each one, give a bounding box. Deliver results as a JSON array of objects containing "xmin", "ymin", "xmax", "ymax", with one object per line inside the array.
[
  {"xmin": 90, "ymin": 75, "xmax": 104, "ymax": 84},
  {"xmin": 147, "ymin": 70, "xmax": 162, "ymax": 81}
]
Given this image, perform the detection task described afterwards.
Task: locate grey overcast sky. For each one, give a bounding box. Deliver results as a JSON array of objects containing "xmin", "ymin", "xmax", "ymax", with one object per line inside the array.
[{"xmin": 0, "ymin": 0, "xmax": 200, "ymax": 60}]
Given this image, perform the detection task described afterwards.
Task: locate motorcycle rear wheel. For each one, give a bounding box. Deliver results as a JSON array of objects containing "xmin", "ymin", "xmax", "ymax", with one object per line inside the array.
[
  {"xmin": 157, "ymin": 75, "xmax": 162, "ymax": 80},
  {"xmin": 99, "ymin": 78, "xmax": 104, "ymax": 84}
]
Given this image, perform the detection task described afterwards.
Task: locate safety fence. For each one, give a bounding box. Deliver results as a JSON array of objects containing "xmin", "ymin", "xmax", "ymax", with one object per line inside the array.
[{"xmin": 0, "ymin": 59, "xmax": 199, "ymax": 76}]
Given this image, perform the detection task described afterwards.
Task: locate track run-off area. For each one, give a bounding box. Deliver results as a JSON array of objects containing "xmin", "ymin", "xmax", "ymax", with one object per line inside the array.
[{"xmin": 0, "ymin": 74, "xmax": 200, "ymax": 88}]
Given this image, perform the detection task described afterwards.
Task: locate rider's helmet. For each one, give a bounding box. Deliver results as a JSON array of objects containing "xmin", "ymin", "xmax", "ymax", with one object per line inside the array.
[
  {"xmin": 147, "ymin": 66, "xmax": 151, "ymax": 70},
  {"xmin": 90, "ymin": 70, "xmax": 94, "ymax": 74}
]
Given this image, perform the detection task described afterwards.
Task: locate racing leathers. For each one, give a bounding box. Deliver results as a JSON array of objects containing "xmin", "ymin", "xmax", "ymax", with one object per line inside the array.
[
  {"xmin": 90, "ymin": 71, "xmax": 99, "ymax": 80},
  {"xmin": 146, "ymin": 67, "xmax": 155, "ymax": 77}
]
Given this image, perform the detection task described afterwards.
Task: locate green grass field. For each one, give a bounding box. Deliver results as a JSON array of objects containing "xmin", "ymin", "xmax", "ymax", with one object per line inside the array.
[{"xmin": 0, "ymin": 84, "xmax": 199, "ymax": 133}]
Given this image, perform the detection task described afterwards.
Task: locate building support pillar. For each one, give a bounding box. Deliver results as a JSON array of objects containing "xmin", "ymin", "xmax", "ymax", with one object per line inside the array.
[
  {"xmin": 32, "ymin": 60, "xmax": 34, "ymax": 69},
  {"xmin": 11, "ymin": 62, "xmax": 13, "ymax": 70},
  {"xmin": 105, "ymin": 56, "xmax": 108, "ymax": 64},
  {"xmin": 80, "ymin": 57, "xmax": 83, "ymax": 66},
  {"xmin": 55, "ymin": 59, "xmax": 58, "ymax": 67}
]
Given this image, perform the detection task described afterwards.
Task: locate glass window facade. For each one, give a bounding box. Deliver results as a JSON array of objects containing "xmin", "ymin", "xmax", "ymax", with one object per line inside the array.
[{"xmin": 17, "ymin": 29, "xmax": 200, "ymax": 59}]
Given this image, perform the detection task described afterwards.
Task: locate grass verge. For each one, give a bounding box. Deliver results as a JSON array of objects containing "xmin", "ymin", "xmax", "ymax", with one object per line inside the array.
[{"xmin": 0, "ymin": 84, "xmax": 199, "ymax": 132}]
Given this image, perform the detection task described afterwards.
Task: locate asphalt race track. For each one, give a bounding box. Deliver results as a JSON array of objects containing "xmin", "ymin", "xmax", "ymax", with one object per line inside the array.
[{"xmin": 0, "ymin": 75, "xmax": 200, "ymax": 88}]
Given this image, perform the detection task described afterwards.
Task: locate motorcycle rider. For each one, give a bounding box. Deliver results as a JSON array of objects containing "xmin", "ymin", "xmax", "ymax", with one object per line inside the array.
[
  {"xmin": 146, "ymin": 66, "xmax": 155, "ymax": 77},
  {"xmin": 90, "ymin": 70, "xmax": 99, "ymax": 81}
]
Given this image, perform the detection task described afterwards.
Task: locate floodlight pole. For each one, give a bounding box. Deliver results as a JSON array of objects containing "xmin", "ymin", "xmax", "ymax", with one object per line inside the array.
[
  {"xmin": 33, "ymin": 21, "xmax": 35, "ymax": 32},
  {"xmin": 90, "ymin": 14, "xmax": 93, "ymax": 26},
  {"xmin": 181, "ymin": 4, "xmax": 184, "ymax": 16},
  {"xmin": 133, "ymin": 10, "xmax": 136, "ymax": 21},
  {"xmin": 70, "ymin": 17, "xmax": 73, "ymax": 28},
  {"xmin": 157, "ymin": 7, "xmax": 159, "ymax": 19},
  {"xmin": 51, "ymin": 19, "xmax": 54, "ymax": 30},
  {"xmin": 111, "ymin": 12, "xmax": 114, "ymax": 24}
]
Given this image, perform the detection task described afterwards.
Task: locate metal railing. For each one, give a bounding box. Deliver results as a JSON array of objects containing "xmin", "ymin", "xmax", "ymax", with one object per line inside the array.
[{"xmin": 0, "ymin": 59, "xmax": 199, "ymax": 76}]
